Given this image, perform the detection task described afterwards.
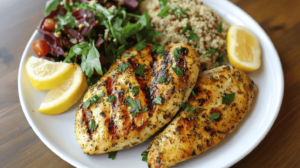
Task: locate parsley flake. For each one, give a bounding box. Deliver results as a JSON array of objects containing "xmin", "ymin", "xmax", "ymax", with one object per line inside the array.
[
  {"xmin": 182, "ymin": 25, "xmax": 191, "ymax": 33},
  {"xmin": 222, "ymin": 93, "xmax": 235, "ymax": 104},
  {"xmin": 156, "ymin": 45, "xmax": 165, "ymax": 56},
  {"xmin": 83, "ymin": 91, "xmax": 105, "ymax": 109},
  {"xmin": 209, "ymin": 113, "xmax": 220, "ymax": 120},
  {"xmin": 187, "ymin": 30, "xmax": 199, "ymax": 41},
  {"xmin": 125, "ymin": 88, "xmax": 129, "ymax": 93},
  {"xmin": 132, "ymin": 108, "xmax": 148, "ymax": 117},
  {"xmin": 108, "ymin": 151, "xmax": 118, "ymax": 160},
  {"xmin": 172, "ymin": 67, "xmax": 183, "ymax": 77},
  {"xmin": 217, "ymin": 22, "xmax": 223, "ymax": 33},
  {"xmin": 134, "ymin": 64, "xmax": 146, "ymax": 76},
  {"xmin": 153, "ymin": 96, "xmax": 162, "ymax": 104},
  {"xmin": 106, "ymin": 96, "xmax": 116, "ymax": 103},
  {"xmin": 192, "ymin": 90, "xmax": 196, "ymax": 96},
  {"xmin": 117, "ymin": 63, "xmax": 129, "ymax": 72},
  {"xmin": 124, "ymin": 53, "xmax": 134, "ymax": 58},
  {"xmin": 156, "ymin": 76, "xmax": 167, "ymax": 83},
  {"xmin": 218, "ymin": 54, "xmax": 224, "ymax": 66},
  {"xmin": 89, "ymin": 119, "xmax": 98, "ymax": 131},
  {"xmin": 181, "ymin": 102, "xmax": 195, "ymax": 117},
  {"xmin": 173, "ymin": 47, "xmax": 181, "ymax": 59},
  {"xmin": 134, "ymin": 40, "xmax": 147, "ymax": 51},
  {"xmin": 141, "ymin": 150, "xmax": 148, "ymax": 162},
  {"xmin": 158, "ymin": 6, "xmax": 170, "ymax": 18},
  {"xmin": 131, "ymin": 86, "xmax": 139, "ymax": 96},
  {"xmin": 204, "ymin": 47, "xmax": 219, "ymax": 56}
]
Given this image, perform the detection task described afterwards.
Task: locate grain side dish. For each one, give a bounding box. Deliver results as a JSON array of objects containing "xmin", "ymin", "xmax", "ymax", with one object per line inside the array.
[{"xmin": 142, "ymin": 0, "xmax": 230, "ymax": 70}]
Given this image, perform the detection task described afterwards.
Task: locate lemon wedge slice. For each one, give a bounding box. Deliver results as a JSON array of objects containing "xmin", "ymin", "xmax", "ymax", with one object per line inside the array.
[
  {"xmin": 26, "ymin": 56, "xmax": 76, "ymax": 90},
  {"xmin": 38, "ymin": 64, "xmax": 87, "ymax": 115},
  {"xmin": 227, "ymin": 25, "xmax": 261, "ymax": 72}
]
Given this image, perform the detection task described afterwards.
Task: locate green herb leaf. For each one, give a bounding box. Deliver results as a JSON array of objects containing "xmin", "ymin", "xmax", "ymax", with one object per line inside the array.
[
  {"xmin": 217, "ymin": 22, "xmax": 223, "ymax": 33},
  {"xmin": 147, "ymin": 128, "xmax": 164, "ymax": 141},
  {"xmin": 185, "ymin": 8, "xmax": 191, "ymax": 11},
  {"xmin": 86, "ymin": 76, "xmax": 101, "ymax": 86},
  {"xmin": 204, "ymin": 47, "xmax": 219, "ymax": 56},
  {"xmin": 134, "ymin": 40, "xmax": 147, "ymax": 51},
  {"xmin": 186, "ymin": 106, "xmax": 195, "ymax": 117},
  {"xmin": 108, "ymin": 151, "xmax": 118, "ymax": 160},
  {"xmin": 172, "ymin": 6, "xmax": 187, "ymax": 18},
  {"xmin": 137, "ymin": 12, "xmax": 151, "ymax": 29},
  {"xmin": 182, "ymin": 25, "xmax": 191, "ymax": 33},
  {"xmin": 222, "ymin": 93, "xmax": 235, "ymax": 104},
  {"xmin": 181, "ymin": 102, "xmax": 189, "ymax": 109},
  {"xmin": 123, "ymin": 53, "xmax": 134, "ymax": 58},
  {"xmin": 132, "ymin": 108, "xmax": 148, "ymax": 117},
  {"xmin": 172, "ymin": 67, "xmax": 183, "ymax": 77},
  {"xmin": 81, "ymin": 41, "xmax": 103, "ymax": 77},
  {"xmin": 131, "ymin": 86, "xmax": 139, "ymax": 96},
  {"xmin": 156, "ymin": 45, "xmax": 165, "ymax": 56},
  {"xmin": 83, "ymin": 91, "xmax": 105, "ymax": 109},
  {"xmin": 158, "ymin": 6, "xmax": 170, "ymax": 18},
  {"xmin": 209, "ymin": 113, "xmax": 220, "ymax": 120},
  {"xmin": 153, "ymin": 96, "xmax": 162, "ymax": 105},
  {"xmin": 117, "ymin": 63, "xmax": 129, "ymax": 72},
  {"xmin": 83, "ymin": 101, "xmax": 91, "ymax": 109},
  {"xmin": 181, "ymin": 102, "xmax": 195, "ymax": 117},
  {"xmin": 218, "ymin": 54, "xmax": 224, "ymax": 66},
  {"xmin": 187, "ymin": 30, "xmax": 199, "ymax": 41},
  {"xmin": 134, "ymin": 64, "xmax": 146, "ymax": 76},
  {"xmin": 156, "ymin": 77, "xmax": 167, "ymax": 83},
  {"xmin": 127, "ymin": 97, "xmax": 141, "ymax": 111},
  {"xmin": 64, "ymin": 0, "xmax": 73, "ymax": 13},
  {"xmin": 44, "ymin": 0, "xmax": 60, "ymax": 15},
  {"xmin": 192, "ymin": 90, "xmax": 196, "ymax": 96},
  {"xmin": 55, "ymin": 12, "xmax": 77, "ymax": 32},
  {"xmin": 173, "ymin": 47, "xmax": 181, "ymax": 59},
  {"xmin": 154, "ymin": 32, "xmax": 164, "ymax": 38},
  {"xmin": 141, "ymin": 150, "xmax": 148, "ymax": 162},
  {"xmin": 125, "ymin": 88, "xmax": 129, "ymax": 93},
  {"xmin": 89, "ymin": 119, "xmax": 98, "ymax": 131},
  {"xmin": 106, "ymin": 96, "xmax": 116, "ymax": 103}
]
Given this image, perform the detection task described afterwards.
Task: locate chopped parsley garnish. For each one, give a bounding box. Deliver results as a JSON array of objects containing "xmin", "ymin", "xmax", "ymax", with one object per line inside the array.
[
  {"xmin": 209, "ymin": 113, "xmax": 220, "ymax": 120},
  {"xmin": 222, "ymin": 93, "xmax": 235, "ymax": 104},
  {"xmin": 134, "ymin": 64, "xmax": 146, "ymax": 76},
  {"xmin": 131, "ymin": 86, "xmax": 139, "ymax": 96},
  {"xmin": 156, "ymin": 45, "xmax": 165, "ymax": 56},
  {"xmin": 108, "ymin": 151, "xmax": 118, "ymax": 160},
  {"xmin": 153, "ymin": 96, "xmax": 162, "ymax": 104},
  {"xmin": 106, "ymin": 96, "xmax": 116, "ymax": 103},
  {"xmin": 185, "ymin": 8, "xmax": 191, "ymax": 11},
  {"xmin": 156, "ymin": 76, "xmax": 167, "ymax": 83},
  {"xmin": 171, "ymin": 6, "xmax": 187, "ymax": 18},
  {"xmin": 117, "ymin": 63, "xmax": 129, "ymax": 72},
  {"xmin": 83, "ymin": 91, "xmax": 105, "ymax": 109},
  {"xmin": 123, "ymin": 53, "xmax": 134, "ymax": 58},
  {"xmin": 125, "ymin": 88, "xmax": 129, "ymax": 93},
  {"xmin": 192, "ymin": 90, "xmax": 196, "ymax": 96},
  {"xmin": 186, "ymin": 30, "xmax": 199, "ymax": 41},
  {"xmin": 131, "ymin": 108, "xmax": 148, "ymax": 117},
  {"xmin": 182, "ymin": 25, "xmax": 191, "ymax": 33},
  {"xmin": 173, "ymin": 47, "xmax": 181, "ymax": 59},
  {"xmin": 154, "ymin": 32, "xmax": 164, "ymax": 38},
  {"xmin": 141, "ymin": 150, "xmax": 148, "ymax": 162},
  {"xmin": 89, "ymin": 119, "xmax": 98, "ymax": 131},
  {"xmin": 172, "ymin": 67, "xmax": 183, "ymax": 77},
  {"xmin": 217, "ymin": 22, "xmax": 223, "ymax": 33},
  {"xmin": 182, "ymin": 102, "xmax": 195, "ymax": 117},
  {"xmin": 218, "ymin": 54, "xmax": 224, "ymax": 66},
  {"xmin": 158, "ymin": 6, "xmax": 170, "ymax": 18},
  {"xmin": 204, "ymin": 47, "xmax": 219, "ymax": 56}
]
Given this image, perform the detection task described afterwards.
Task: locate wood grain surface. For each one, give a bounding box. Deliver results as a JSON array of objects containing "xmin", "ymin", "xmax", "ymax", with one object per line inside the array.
[{"xmin": 0, "ymin": 0, "xmax": 299, "ymax": 167}]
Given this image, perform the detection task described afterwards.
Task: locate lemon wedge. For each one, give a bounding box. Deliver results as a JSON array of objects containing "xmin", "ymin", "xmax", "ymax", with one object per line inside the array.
[
  {"xmin": 227, "ymin": 25, "xmax": 261, "ymax": 72},
  {"xmin": 38, "ymin": 64, "xmax": 87, "ymax": 115},
  {"xmin": 26, "ymin": 56, "xmax": 76, "ymax": 90}
]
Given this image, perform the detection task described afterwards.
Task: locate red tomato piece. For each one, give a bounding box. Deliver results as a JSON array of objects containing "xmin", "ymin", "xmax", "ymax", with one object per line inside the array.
[
  {"xmin": 43, "ymin": 18, "xmax": 58, "ymax": 31},
  {"xmin": 32, "ymin": 40, "xmax": 50, "ymax": 57}
]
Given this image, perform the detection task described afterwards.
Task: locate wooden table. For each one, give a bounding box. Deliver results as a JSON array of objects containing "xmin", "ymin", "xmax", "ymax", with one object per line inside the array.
[{"xmin": 1, "ymin": 0, "xmax": 299, "ymax": 167}]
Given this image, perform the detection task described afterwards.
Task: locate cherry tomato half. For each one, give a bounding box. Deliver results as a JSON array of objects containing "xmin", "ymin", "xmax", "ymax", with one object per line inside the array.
[
  {"xmin": 32, "ymin": 40, "xmax": 50, "ymax": 57},
  {"xmin": 43, "ymin": 18, "xmax": 58, "ymax": 31}
]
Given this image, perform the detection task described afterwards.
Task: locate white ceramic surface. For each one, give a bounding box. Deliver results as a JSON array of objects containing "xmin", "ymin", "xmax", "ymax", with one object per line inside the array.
[{"xmin": 18, "ymin": 0, "xmax": 284, "ymax": 167}]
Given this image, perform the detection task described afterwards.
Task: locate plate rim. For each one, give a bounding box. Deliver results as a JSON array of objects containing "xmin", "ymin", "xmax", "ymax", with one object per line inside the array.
[{"xmin": 18, "ymin": 1, "xmax": 284, "ymax": 167}]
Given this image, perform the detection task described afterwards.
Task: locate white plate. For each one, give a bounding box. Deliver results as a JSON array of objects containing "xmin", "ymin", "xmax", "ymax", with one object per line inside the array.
[{"xmin": 18, "ymin": 0, "xmax": 284, "ymax": 167}]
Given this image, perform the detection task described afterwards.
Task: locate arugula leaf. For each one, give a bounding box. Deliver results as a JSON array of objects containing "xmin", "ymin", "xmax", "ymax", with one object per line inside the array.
[
  {"xmin": 108, "ymin": 151, "xmax": 118, "ymax": 160},
  {"xmin": 77, "ymin": 2, "xmax": 96, "ymax": 11},
  {"xmin": 154, "ymin": 32, "xmax": 164, "ymax": 38},
  {"xmin": 187, "ymin": 30, "xmax": 199, "ymax": 41},
  {"xmin": 173, "ymin": 47, "xmax": 181, "ymax": 59},
  {"xmin": 204, "ymin": 47, "xmax": 219, "ymax": 56},
  {"xmin": 182, "ymin": 25, "xmax": 191, "ymax": 33},
  {"xmin": 153, "ymin": 96, "xmax": 162, "ymax": 105},
  {"xmin": 134, "ymin": 64, "xmax": 146, "ymax": 76},
  {"xmin": 134, "ymin": 40, "xmax": 147, "ymax": 51},
  {"xmin": 81, "ymin": 41, "xmax": 103, "ymax": 77},
  {"xmin": 192, "ymin": 90, "xmax": 196, "ymax": 96},
  {"xmin": 141, "ymin": 150, "xmax": 148, "ymax": 162},
  {"xmin": 125, "ymin": 88, "xmax": 129, "ymax": 93},
  {"xmin": 89, "ymin": 119, "xmax": 98, "ymax": 131},
  {"xmin": 209, "ymin": 113, "xmax": 220, "ymax": 120},
  {"xmin": 217, "ymin": 22, "xmax": 223, "ymax": 33},
  {"xmin": 137, "ymin": 12, "xmax": 151, "ymax": 29},
  {"xmin": 64, "ymin": 42, "xmax": 90, "ymax": 63},
  {"xmin": 122, "ymin": 24, "xmax": 141, "ymax": 39},
  {"xmin": 131, "ymin": 86, "xmax": 139, "ymax": 96},
  {"xmin": 218, "ymin": 54, "xmax": 224, "ymax": 66},
  {"xmin": 44, "ymin": 0, "xmax": 60, "ymax": 15},
  {"xmin": 117, "ymin": 63, "xmax": 129, "ymax": 72},
  {"xmin": 172, "ymin": 67, "xmax": 183, "ymax": 77},
  {"xmin": 156, "ymin": 45, "xmax": 165, "ymax": 56},
  {"xmin": 55, "ymin": 12, "xmax": 77, "ymax": 32},
  {"xmin": 156, "ymin": 77, "xmax": 167, "ymax": 83},
  {"xmin": 222, "ymin": 93, "xmax": 235, "ymax": 104},
  {"xmin": 106, "ymin": 96, "xmax": 116, "ymax": 103},
  {"xmin": 158, "ymin": 6, "xmax": 170, "ymax": 18},
  {"xmin": 123, "ymin": 53, "xmax": 134, "ymax": 58},
  {"xmin": 63, "ymin": 0, "xmax": 73, "ymax": 13}
]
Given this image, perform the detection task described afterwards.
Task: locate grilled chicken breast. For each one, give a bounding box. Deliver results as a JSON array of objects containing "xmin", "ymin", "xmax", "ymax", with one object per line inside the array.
[
  {"xmin": 75, "ymin": 43, "xmax": 201, "ymax": 154},
  {"xmin": 147, "ymin": 66, "xmax": 258, "ymax": 168}
]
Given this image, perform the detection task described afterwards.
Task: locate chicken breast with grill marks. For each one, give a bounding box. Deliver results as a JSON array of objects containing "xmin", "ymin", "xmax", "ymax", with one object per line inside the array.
[
  {"xmin": 147, "ymin": 66, "xmax": 258, "ymax": 168},
  {"xmin": 75, "ymin": 43, "xmax": 201, "ymax": 154}
]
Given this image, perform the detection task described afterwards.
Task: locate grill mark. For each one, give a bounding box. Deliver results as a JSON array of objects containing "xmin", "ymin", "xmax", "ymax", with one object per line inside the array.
[{"xmin": 80, "ymin": 104, "xmax": 94, "ymax": 139}]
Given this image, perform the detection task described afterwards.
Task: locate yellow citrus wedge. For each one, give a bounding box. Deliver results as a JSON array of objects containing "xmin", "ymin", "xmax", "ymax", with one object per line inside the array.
[
  {"xmin": 38, "ymin": 64, "xmax": 87, "ymax": 115},
  {"xmin": 26, "ymin": 56, "xmax": 76, "ymax": 90},
  {"xmin": 227, "ymin": 25, "xmax": 261, "ymax": 72}
]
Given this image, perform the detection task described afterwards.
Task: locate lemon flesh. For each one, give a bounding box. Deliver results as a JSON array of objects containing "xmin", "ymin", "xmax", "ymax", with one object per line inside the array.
[
  {"xmin": 38, "ymin": 65, "xmax": 87, "ymax": 115},
  {"xmin": 227, "ymin": 25, "xmax": 261, "ymax": 72},
  {"xmin": 26, "ymin": 56, "xmax": 76, "ymax": 90}
]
